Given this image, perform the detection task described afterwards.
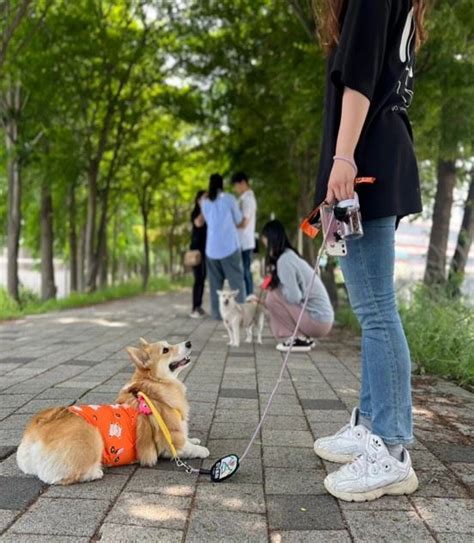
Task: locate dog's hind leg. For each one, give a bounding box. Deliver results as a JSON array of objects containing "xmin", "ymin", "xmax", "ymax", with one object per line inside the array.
[
  {"xmin": 17, "ymin": 439, "xmax": 38, "ymax": 476},
  {"xmin": 60, "ymin": 463, "xmax": 103, "ymax": 485},
  {"xmin": 245, "ymin": 325, "xmax": 253, "ymax": 343},
  {"xmin": 224, "ymin": 320, "xmax": 234, "ymax": 346},
  {"xmin": 257, "ymin": 313, "xmax": 264, "ymax": 344},
  {"xmin": 232, "ymin": 320, "xmax": 240, "ymax": 347}
]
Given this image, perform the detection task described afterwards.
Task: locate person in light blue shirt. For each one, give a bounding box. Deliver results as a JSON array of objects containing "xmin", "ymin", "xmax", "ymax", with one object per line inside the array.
[{"xmin": 202, "ymin": 173, "xmax": 246, "ymax": 319}]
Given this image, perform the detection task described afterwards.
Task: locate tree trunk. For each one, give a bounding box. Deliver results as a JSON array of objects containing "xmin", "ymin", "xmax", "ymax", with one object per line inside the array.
[
  {"xmin": 68, "ymin": 183, "xmax": 78, "ymax": 292},
  {"xmin": 77, "ymin": 224, "xmax": 86, "ymax": 292},
  {"xmin": 87, "ymin": 175, "xmax": 112, "ymax": 291},
  {"xmin": 142, "ymin": 209, "xmax": 150, "ymax": 290},
  {"xmin": 84, "ymin": 163, "xmax": 98, "ymax": 291},
  {"xmin": 168, "ymin": 203, "xmax": 179, "ymax": 277},
  {"xmin": 98, "ymin": 240, "xmax": 108, "ymax": 289},
  {"xmin": 424, "ymin": 159, "xmax": 457, "ymax": 285},
  {"xmin": 4, "ymin": 82, "xmax": 22, "ymax": 302},
  {"xmin": 168, "ymin": 234, "xmax": 174, "ymax": 277},
  {"xmin": 40, "ymin": 180, "xmax": 56, "ymax": 300},
  {"xmin": 294, "ymin": 147, "xmax": 317, "ymax": 264},
  {"xmin": 111, "ymin": 208, "xmax": 119, "ymax": 285},
  {"xmin": 448, "ymin": 171, "xmax": 474, "ymax": 294}
]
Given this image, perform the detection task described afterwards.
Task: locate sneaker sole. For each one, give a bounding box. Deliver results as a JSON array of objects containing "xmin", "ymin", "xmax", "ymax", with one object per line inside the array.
[
  {"xmin": 324, "ymin": 468, "xmax": 419, "ymax": 502},
  {"xmin": 313, "ymin": 445, "xmax": 357, "ymax": 464},
  {"xmin": 276, "ymin": 346, "xmax": 312, "ymax": 353}
]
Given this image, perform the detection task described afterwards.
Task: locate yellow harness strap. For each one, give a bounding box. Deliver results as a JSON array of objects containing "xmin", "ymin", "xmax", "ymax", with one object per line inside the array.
[{"xmin": 137, "ymin": 392, "xmax": 181, "ymax": 458}]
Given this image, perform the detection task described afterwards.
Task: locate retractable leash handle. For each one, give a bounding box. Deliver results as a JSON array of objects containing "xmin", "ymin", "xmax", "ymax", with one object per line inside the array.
[{"xmin": 300, "ymin": 176, "xmax": 375, "ymax": 239}]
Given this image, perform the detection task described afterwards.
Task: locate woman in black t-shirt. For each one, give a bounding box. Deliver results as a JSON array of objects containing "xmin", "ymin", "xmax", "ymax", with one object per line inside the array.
[
  {"xmin": 312, "ymin": 0, "xmax": 426, "ymax": 502},
  {"xmin": 189, "ymin": 190, "xmax": 207, "ymax": 318}
]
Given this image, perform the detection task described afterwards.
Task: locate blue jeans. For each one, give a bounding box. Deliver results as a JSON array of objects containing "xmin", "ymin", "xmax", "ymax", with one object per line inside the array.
[
  {"xmin": 338, "ymin": 216, "xmax": 413, "ymax": 445},
  {"xmin": 206, "ymin": 250, "xmax": 246, "ymax": 320},
  {"xmin": 241, "ymin": 249, "xmax": 254, "ymax": 296}
]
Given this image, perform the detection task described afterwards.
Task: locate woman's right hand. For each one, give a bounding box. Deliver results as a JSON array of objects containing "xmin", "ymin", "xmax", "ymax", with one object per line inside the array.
[{"xmin": 325, "ymin": 159, "xmax": 355, "ymax": 204}]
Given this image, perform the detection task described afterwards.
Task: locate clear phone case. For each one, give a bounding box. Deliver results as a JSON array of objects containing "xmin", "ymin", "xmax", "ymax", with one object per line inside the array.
[{"xmin": 320, "ymin": 205, "xmax": 347, "ymax": 257}]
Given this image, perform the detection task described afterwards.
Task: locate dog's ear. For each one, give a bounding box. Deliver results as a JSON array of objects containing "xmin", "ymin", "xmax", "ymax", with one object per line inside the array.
[
  {"xmin": 139, "ymin": 337, "xmax": 149, "ymax": 346},
  {"xmin": 217, "ymin": 290, "xmax": 223, "ymax": 296},
  {"xmin": 126, "ymin": 346, "xmax": 150, "ymax": 369},
  {"xmin": 231, "ymin": 290, "xmax": 239, "ymax": 297}
]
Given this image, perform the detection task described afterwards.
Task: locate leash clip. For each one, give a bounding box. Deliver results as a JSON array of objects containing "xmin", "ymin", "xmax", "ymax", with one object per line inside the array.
[{"xmin": 174, "ymin": 457, "xmax": 196, "ymax": 474}]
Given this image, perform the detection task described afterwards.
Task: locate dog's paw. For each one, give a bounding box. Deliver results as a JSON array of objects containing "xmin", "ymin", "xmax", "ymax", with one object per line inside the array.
[
  {"xmin": 189, "ymin": 437, "xmax": 201, "ymax": 445},
  {"xmin": 257, "ymin": 338, "xmax": 263, "ymax": 344},
  {"xmin": 194, "ymin": 445, "xmax": 210, "ymax": 458},
  {"xmin": 138, "ymin": 450, "xmax": 158, "ymax": 467},
  {"xmin": 245, "ymin": 337, "xmax": 252, "ymax": 343}
]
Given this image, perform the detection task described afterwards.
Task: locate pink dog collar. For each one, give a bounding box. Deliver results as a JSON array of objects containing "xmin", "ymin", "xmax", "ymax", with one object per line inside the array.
[{"xmin": 138, "ymin": 395, "xmax": 152, "ymax": 415}]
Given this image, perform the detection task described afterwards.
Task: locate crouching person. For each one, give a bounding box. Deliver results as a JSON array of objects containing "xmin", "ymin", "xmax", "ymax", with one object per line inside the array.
[{"xmin": 261, "ymin": 220, "xmax": 334, "ymax": 352}]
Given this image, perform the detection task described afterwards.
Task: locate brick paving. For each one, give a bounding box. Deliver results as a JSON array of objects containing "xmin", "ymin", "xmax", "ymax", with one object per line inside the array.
[{"xmin": 0, "ymin": 291, "xmax": 472, "ymax": 542}]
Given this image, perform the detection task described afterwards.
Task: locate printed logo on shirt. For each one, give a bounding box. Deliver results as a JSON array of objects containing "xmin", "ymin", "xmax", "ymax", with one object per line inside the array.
[{"xmin": 395, "ymin": 7, "xmax": 416, "ymax": 111}]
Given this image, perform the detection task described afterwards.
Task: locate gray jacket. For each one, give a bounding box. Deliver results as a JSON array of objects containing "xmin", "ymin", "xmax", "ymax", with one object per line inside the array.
[{"xmin": 277, "ymin": 249, "xmax": 334, "ymax": 323}]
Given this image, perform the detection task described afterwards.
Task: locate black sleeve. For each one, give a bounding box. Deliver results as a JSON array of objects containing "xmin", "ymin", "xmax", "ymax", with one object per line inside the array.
[
  {"xmin": 331, "ymin": 0, "xmax": 392, "ymax": 101},
  {"xmin": 191, "ymin": 207, "xmax": 198, "ymax": 223}
]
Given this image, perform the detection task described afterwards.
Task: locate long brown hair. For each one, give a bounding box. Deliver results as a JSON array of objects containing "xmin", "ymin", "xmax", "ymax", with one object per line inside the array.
[{"xmin": 315, "ymin": 0, "xmax": 427, "ymax": 54}]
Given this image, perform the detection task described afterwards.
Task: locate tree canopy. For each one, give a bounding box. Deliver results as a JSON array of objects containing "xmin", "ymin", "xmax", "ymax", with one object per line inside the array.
[{"xmin": 0, "ymin": 0, "xmax": 473, "ymax": 302}]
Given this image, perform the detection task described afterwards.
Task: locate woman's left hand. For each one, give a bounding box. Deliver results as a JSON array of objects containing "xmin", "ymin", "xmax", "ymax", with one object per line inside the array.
[{"xmin": 325, "ymin": 159, "xmax": 356, "ymax": 204}]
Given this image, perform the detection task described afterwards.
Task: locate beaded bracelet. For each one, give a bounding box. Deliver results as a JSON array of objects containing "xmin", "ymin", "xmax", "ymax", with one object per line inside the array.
[{"xmin": 333, "ymin": 155, "xmax": 358, "ymax": 177}]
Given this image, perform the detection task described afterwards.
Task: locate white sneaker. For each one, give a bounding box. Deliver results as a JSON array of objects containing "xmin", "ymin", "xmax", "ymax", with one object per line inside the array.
[
  {"xmin": 324, "ymin": 434, "xmax": 419, "ymax": 501},
  {"xmin": 189, "ymin": 310, "xmax": 202, "ymax": 319},
  {"xmin": 313, "ymin": 407, "xmax": 371, "ymax": 463}
]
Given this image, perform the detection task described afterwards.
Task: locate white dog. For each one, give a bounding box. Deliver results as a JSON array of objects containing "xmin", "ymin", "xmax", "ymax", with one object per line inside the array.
[{"xmin": 218, "ymin": 290, "xmax": 265, "ymax": 347}]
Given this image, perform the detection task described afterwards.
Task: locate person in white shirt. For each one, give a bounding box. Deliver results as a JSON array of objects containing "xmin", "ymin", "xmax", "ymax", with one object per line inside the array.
[{"xmin": 231, "ymin": 172, "xmax": 257, "ymax": 296}]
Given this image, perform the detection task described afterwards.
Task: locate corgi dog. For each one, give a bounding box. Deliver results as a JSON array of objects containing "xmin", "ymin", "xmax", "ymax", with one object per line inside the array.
[
  {"xmin": 16, "ymin": 338, "xmax": 209, "ymax": 485},
  {"xmin": 218, "ymin": 289, "xmax": 265, "ymax": 347}
]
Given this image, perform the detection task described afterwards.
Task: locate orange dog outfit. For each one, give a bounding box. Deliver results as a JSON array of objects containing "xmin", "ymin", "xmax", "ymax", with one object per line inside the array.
[{"xmin": 68, "ymin": 404, "xmax": 138, "ymax": 466}]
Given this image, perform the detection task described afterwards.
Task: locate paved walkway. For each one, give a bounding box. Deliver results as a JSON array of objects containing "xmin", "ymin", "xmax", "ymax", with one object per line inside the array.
[{"xmin": 0, "ymin": 291, "xmax": 472, "ymax": 542}]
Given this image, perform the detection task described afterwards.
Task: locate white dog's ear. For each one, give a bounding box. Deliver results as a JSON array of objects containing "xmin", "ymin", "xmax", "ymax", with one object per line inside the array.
[
  {"xmin": 139, "ymin": 337, "xmax": 149, "ymax": 346},
  {"xmin": 232, "ymin": 290, "xmax": 239, "ymax": 297},
  {"xmin": 217, "ymin": 290, "xmax": 223, "ymax": 296},
  {"xmin": 126, "ymin": 346, "xmax": 150, "ymax": 369}
]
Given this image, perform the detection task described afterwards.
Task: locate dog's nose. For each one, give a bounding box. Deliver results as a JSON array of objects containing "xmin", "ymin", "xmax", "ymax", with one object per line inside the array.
[{"xmin": 185, "ymin": 340, "xmax": 192, "ymax": 349}]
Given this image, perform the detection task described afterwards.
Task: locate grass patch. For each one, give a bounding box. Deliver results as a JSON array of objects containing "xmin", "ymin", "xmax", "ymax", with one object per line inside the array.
[
  {"xmin": 400, "ymin": 286, "xmax": 473, "ymax": 389},
  {"xmin": 335, "ymin": 304, "xmax": 360, "ymax": 333},
  {"xmin": 336, "ymin": 285, "xmax": 474, "ymax": 389},
  {"xmin": 0, "ymin": 275, "xmax": 192, "ymax": 321}
]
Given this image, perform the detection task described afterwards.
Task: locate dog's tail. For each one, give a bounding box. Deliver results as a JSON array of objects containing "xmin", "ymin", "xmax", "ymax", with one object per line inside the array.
[
  {"xmin": 29, "ymin": 407, "xmax": 70, "ymax": 426},
  {"xmin": 246, "ymin": 294, "xmax": 259, "ymax": 304}
]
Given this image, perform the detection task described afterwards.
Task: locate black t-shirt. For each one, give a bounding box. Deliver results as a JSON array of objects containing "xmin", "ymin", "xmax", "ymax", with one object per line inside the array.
[
  {"xmin": 190, "ymin": 207, "xmax": 207, "ymax": 252},
  {"xmin": 315, "ymin": 0, "xmax": 422, "ymax": 221}
]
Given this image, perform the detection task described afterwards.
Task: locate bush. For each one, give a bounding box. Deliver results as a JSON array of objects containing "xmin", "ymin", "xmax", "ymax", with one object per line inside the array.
[
  {"xmin": 0, "ymin": 288, "xmax": 20, "ymax": 317},
  {"xmin": 335, "ymin": 304, "xmax": 360, "ymax": 333},
  {"xmin": 400, "ymin": 286, "xmax": 473, "ymax": 388},
  {"xmin": 19, "ymin": 286, "xmax": 40, "ymax": 307},
  {"xmin": 335, "ymin": 284, "xmax": 474, "ymax": 389}
]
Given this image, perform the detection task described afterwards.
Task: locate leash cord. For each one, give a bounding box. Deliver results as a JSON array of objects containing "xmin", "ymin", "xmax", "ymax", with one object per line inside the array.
[
  {"xmin": 163, "ymin": 213, "xmax": 334, "ymax": 476},
  {"xmin": 239, "ymin": 213, "xmax": 334, "ymax": 463}
]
